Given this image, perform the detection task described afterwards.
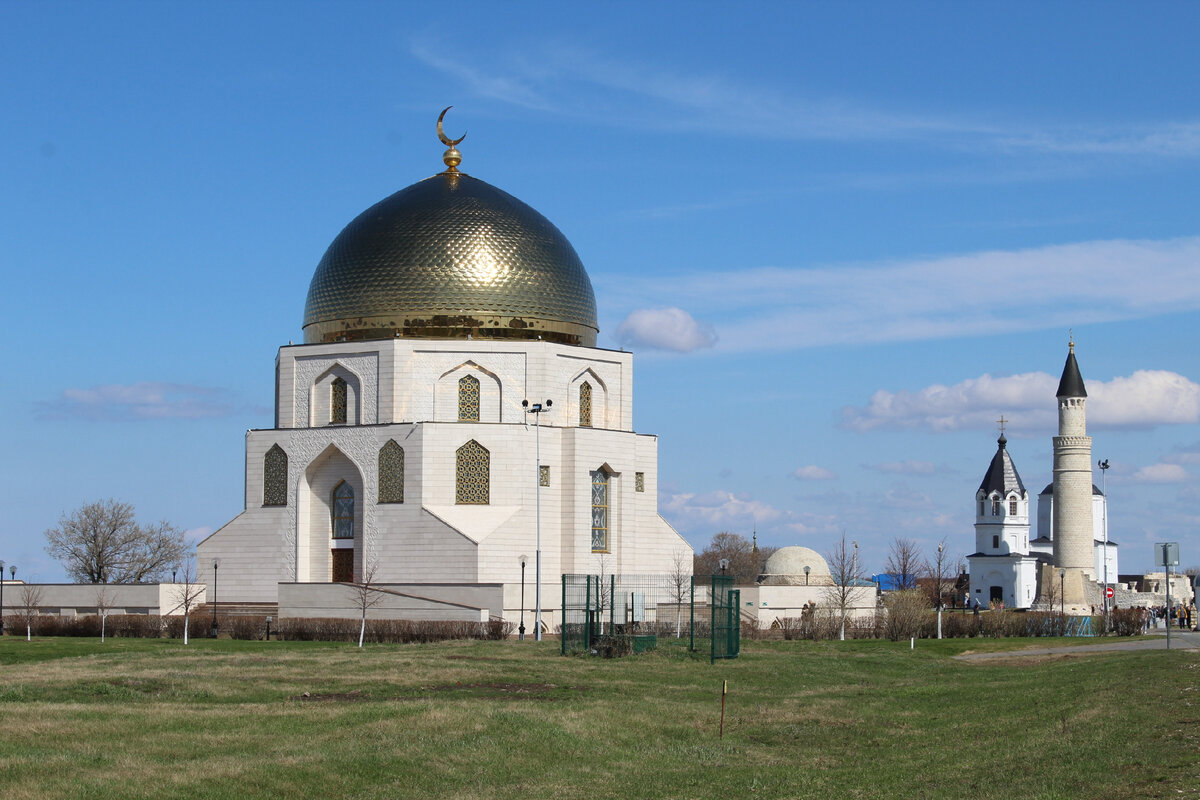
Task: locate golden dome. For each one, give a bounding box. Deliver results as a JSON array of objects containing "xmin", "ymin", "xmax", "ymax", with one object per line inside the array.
[{"xmin": 302, "ymin": 171, "xmax": 598, "ymax": 345}]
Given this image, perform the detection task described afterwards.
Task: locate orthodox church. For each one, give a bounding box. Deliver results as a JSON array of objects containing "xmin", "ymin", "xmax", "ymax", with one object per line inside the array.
[
  {"xmin": 967, "ymin": 342, "xmax": 1117, "ymax": 610},
  {"xmin": 196, "ymin": 113, "xmax": 691, "ymax": 628}
]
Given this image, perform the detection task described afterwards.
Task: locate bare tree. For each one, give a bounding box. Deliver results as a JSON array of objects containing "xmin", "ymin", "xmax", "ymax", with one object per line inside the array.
[
  {"xmin": 885, "ymin": 537, "xmax": 924, "ymax": 591},
  {"xmin": 823, "ymin": 532, "xmax": 865, "ymax": 641},
  {"xmin": 94, "ymin": 586, "xmax": 121, "ymax": 643},
  {"xmin": 693, "ymin": 532, "xmax": 775, "ymax": 584},
  {"xmin": 349, "ymin": 562, "xmax": 386, "ymax": 648},
  {"xmin": 44, "ymin": 499, "xmax": 187, "ymax": 584},
  {"xmin": 595, "ymin": 554, "xmax": 613, "ymax": 635},
  {"xmin": 171, "ymin": 561, "xmax": 207, "ymax": 645},
  {"xmin": 667, "ymin": 549, "xmax": 692, "ymax": 638},
  {"xmin": 18, "ymin": 583, "xmax": 44, "ymax": 641}
]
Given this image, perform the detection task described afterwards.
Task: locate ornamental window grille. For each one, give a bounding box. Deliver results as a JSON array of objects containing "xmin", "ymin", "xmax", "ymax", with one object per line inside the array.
[
  {"xmin": 458, "ymin": 374, "xmax": 480, "ymax": 421},
  {"xmin": 539, "ymin": 465, "xmax": 550, "ymax": 487},
  {"xmin": 591, "ymin": 469, "xmax": 610, "ymax": 552},
  {"xmin": 332, "ymin": 481, "xmax": 355, "ymax": 539},
  {"xmin": 579, "ymin": 381, "xmax": 593, "ymax": 427},
  {"xmin": 378, "ymin": 440, "xmax": 404, "ymax": 503},
  {"xmin": 1009, "ymin": 498, "xmax": 1017, "ymax": 515},
  {"xmin": 263, "ymin": 444, "xmax": 288, "ymax": 506},
  {"xmin": 331, "ymin": 377, "xmax": 347, "ymax": 424},
  {"xmin": 456, "ymin": 440, "xmax": 490, "ymax": 504},
  {"xmin": 635, "ymin": 472, "xmax": 645, "ymax": 493}
]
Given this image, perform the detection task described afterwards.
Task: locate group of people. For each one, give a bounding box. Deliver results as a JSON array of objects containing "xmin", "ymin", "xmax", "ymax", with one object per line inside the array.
[{"xmin": 1150, "ymin": 604, "xmax": 1195, "ymax": 630}]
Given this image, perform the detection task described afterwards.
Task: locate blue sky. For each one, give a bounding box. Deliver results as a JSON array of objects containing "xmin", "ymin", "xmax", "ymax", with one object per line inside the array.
[{"xmin": 3, "ymin": 1, "xmax": 1199, "ymax": 580}]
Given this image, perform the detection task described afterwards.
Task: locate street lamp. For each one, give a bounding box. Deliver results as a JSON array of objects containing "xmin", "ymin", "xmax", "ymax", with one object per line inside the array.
[
  {"xmin": 1058, "ymin": 568, "xmax": 1066, "ymax": 621},
  {"xmin": 518, "ymin": 554, "xmax": 528, "ymax": 641},
  {"xmin": 0, "ymin": 559, "xmax": 5, "ymax": 637},
  {"xmin": 937, "ymin": 542, "xmax": 944, "ymax": 640},
  {"xmin": 210, "ymin": 559, "xmax": 220, "ymax": 639},
  {"xmin": 522, "ymin": 398, "xmax": 552, "ymax": 642},
  {"xmin": 803, "ymin": 565, "xmax": 810, "ymax": 586},
  {"xmin": 1098, "ymin": 458, "xmax": 1110, "ymax": 630}
]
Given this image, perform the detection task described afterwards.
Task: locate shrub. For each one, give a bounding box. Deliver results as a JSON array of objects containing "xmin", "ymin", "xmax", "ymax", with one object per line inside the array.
[
  {"xmin": 883, "ymin": 591, "xmax": 929, "ymax": 641},
  {"xmin": 226, "ymin": 615, "xmax": 268, "ymax": 641},
  {"xmin": 591, "ymin": 635, "xmax": 633, "ymax": 658},
  {"xmin": 1110, "ymin": 608, "xmax": 1146, "ymax": 636}
]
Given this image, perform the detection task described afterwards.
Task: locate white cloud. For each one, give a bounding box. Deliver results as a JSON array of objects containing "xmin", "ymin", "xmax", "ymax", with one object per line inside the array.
[
  {"xmin": 842, "ymin": 369, "xmax": 1200, "ymax": 433},
  {"xmin": 865, "ymin": 460, "xmax": 939, "ymax": 476},
  {"xmin": 793, "ymin": 465, "xmax": 837, "ymax": 481},
  {"xmin": 1128, "ymin": 464, "xmax": 1189, "ymax": 484},
  {"xmin": 660, "ymin": 489, "xmax": 782, "ymax": 528},
  {"xmin": 37, "ymin": 382, "xmax": 235, "ymax": 421},
  {"xmin": 615, "ymin": 307, "xmax": 717, "ymax": 353},
  {"xmin": 601, "ymin": 237, "xmax": 1200, "ymax": 354}
]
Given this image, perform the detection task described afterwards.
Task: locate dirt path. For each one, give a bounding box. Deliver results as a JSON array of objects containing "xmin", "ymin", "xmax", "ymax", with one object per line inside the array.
[{"xmin": 955, "ymin": 630, "xmax": 1200, "ymax": 660}]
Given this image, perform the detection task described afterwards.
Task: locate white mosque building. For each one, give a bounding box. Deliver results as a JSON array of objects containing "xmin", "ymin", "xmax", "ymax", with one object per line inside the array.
[
  {"xmin": 195, "ymin": 115, "xmax": 691, "ymax": 628},
  {"xmin": 967, "ymin": 343, "xmax": 1117, "ymax": 610}
]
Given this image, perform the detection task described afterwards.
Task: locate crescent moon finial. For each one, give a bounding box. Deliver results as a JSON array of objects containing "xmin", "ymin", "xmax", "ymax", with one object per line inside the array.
[{"xmin": 437, "ymin": 106, "xmax": 466, "ymax": 147}]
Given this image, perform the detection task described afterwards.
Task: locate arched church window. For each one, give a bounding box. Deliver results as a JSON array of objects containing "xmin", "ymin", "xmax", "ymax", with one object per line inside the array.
[
  {"xmin": 456, "ymin": 440, "xmax": 489, "ymax": 504},
  {"xmin": 263, "ymin": 444, "xmax": 288, "ymax": 506},
  {"xmin": 331, "ymin": 377, "xmax": 347, "ymax": 424},
  {"xmin": 579, "ymin": 381, "xmax": 593, "ymax": 427},
  {"xmin": 991, "ymin": 497, "xmax": 1001, "ymax": 516},
  {"xmin": 458, "ymin": 375, "xmax": 480, "ymax": 422},
  {"xmin": 979, "ymin": 499, "xmax": 985, "ymax": 516},
  {"xmin": 332, "ymin": 481, "xmax": 354, "ymax": 539},
  {"xmin": 591, "ymin": 468, "xmax": 610, "ymax": 552},
  {"xmin": 1009, "ymin": 498, "xmax": 1017, "ymax": 516},
  {"xmin": 378, "ymin": 440, "xmax": 404, "ymax": 504}
]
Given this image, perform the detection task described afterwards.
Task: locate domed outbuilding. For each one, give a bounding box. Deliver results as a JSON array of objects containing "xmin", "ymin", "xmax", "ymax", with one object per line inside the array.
[
  {"xmin": 197, "ymin": 115, "xmax": 691, "ymax": 628},
  {"xmin": 758, "ymin": 546, "xmax": 832, "ymax": 586}
]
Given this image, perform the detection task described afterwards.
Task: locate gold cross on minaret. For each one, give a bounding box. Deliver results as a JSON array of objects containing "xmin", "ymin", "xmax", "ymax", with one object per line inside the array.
[{"xmin": 997, "ymin": 415, "xmax": 1008, "ymax": 436}]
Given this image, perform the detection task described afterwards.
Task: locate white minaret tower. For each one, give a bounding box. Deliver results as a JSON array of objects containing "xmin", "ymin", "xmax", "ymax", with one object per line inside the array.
[{"xmin": 1051, "ymin": 337, "xmax": 1094, "ymax": 577}]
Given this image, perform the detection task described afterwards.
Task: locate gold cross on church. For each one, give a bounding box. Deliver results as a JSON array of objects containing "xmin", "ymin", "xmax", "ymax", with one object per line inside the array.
[{"xmin": 997, "ymin": 415, "xmax": 1008, "ymax": 435}]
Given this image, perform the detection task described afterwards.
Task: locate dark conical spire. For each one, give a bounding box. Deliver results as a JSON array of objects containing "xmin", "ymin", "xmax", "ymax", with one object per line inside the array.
[
  {"xmin": 979, "ymin": 434, "xmax": 1026, "ymax": 495},
  {"xmin": 1056, "ymin": 338, "xmax": 1087, "ymax": 398}
]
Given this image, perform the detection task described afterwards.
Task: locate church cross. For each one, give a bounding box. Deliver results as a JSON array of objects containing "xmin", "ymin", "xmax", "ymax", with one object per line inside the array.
[{"xmin": 996, "ymin": 415, "xmax": 1007, "ymax": 436}]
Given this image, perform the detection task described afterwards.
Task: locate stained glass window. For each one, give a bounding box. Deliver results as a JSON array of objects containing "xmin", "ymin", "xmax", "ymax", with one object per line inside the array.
[
  {"xmin": 332, "ymin": 481, "xmax": 354, "ymax": 539},
  {"xmin": 591, "ymin": 469, "xmax": 609, "ymax": 552},
  {"xmin": 579, "ymin": 381, "xmax": 592, "ymax": 427},
  {"xmin": 263, "ymin": 444, "xmax": 288, "ymax": 506},
  {"xmin": 456, "ymin": 440, "xmax": 490, "ymax": 504},
  {"xmin": 539, "ymin": 465, "xmax": 550, "ymax": 487},
  {"xmin": 331, "ymin": 377, "xmax": 347, "ymax": 424},
  {"xmin": 635, "ymin": 472, "xmax": 644, "ymax": 493},
  {"xmin": 379, "ymin": 440, "xmax": 404, "ymax": 503},
  {"xmin": 458, "ymin": 374, "xmax": 480, "ymax": 421}
]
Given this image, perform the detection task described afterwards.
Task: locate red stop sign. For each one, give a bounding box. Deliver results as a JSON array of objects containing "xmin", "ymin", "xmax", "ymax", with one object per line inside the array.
[{"xmin": 1105, "ymin": 586, "xmax": 1115, "ymax": 599}]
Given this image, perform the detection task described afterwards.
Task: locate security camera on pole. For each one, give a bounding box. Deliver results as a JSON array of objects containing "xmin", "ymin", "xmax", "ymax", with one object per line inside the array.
[{"xmin": 522, "ymin": 398, "xmax": 552, "ymax": 642}]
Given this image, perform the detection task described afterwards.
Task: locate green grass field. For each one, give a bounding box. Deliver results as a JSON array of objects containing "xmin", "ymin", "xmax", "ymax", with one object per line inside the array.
[{"xmin": 1, "ymin": 635, "xmax": 1197, "ymax": 799}]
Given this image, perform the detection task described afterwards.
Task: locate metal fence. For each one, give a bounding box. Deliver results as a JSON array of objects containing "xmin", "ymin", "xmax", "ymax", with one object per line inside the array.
[
  {"xmin": 561, "ymin": 573, "xmax": 688, "ymax": 655},
  {"xmin": 690, "ymin": 574, "xmax": 741, "ymax": 663}
]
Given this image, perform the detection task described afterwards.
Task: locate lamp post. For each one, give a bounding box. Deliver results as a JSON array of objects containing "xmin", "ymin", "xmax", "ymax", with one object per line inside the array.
[
  {"xmin": 937, "ymin": 542, "xmax": 944, "ymax": 640},
  {"xmin": 518, "ymin": 554, "xmax": 528, "ymax": 641},
  {"xmin": 0, "ymin": 559, "xmax": 5, "ymax": 637},
  {"xmin": 1058, "ymin": 568, "xmax": 1066, "ymax": 621},
  {"xmin": 265, "ymin": 616, "xmax": 272, "ymax": 641},
  {"xmin": 1098, "ymin": 458, "xmax": 1110, "ymax": 631},
  {"xmin": 522, "ymin": 399, "xmax": 552, "ymax": 642},
  {"xmin": 803, "ymin": 565, "xmax": 810, "ymax": 586},
  {"xmin": 210, "ymin": 559, "xmax": 220, "ymax": 639}
]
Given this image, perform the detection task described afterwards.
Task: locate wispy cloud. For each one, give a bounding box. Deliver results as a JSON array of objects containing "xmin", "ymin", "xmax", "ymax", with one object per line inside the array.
[
  {"xmin": 38, "ymin": 382, "xmax": 236, "ymax": 422},
  {"xmin": 409, "ymin": 40, "xmax": 1200, "ymax": 157},
  {"xmin": 660, "ymin": 489, "xmax": 782, "ymax": 530},
  {"xmin": 793, "ymin": 465, "xmax": 837, "ymax": 481},
  {"xmin": 1128, "ymin": 463, "xmax": 1189, "ymax": 484},
  {"xmin": 602, "ymin": 237, "xmax": 1200, "ymax": 354},
  {"xmin": 841, "ymin": 369, "xmax": 1200, "ymax": 434},
  {"xmin": 616, "ymin": 307, "xmax": 717, "ymax": 353},
  {"xmin": 865, "ymin": 460, "xmax": 940, "ymax": 476}
]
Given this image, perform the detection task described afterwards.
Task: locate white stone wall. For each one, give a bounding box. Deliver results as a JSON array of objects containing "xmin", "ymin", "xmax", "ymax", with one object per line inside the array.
[{"xmin": 967, "ymin": 555, "xmax": 1039, "ymax": 608}]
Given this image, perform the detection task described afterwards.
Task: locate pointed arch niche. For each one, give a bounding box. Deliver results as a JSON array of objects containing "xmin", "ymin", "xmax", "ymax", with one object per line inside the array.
[
  {"xmin": 263, "ymin": 444, "xmax": 288, "ymax": 506},
  {"xmin": 569, "ymin": 368, "xmax": 609, "ymax": 429},
  {"xmin": 297, "ymin": 445, "xmax": 364, "ymax": 583},
  {"xmin": 378, "ymin": 440, "xmax": 404, "ymax": 503},
  {"xmin": 310, "ymin": 364, "xmax": 362, "ymax": 427},
  {"xmin": 434, "ymin": 362, "xmax": 502, "ymax": 423}
]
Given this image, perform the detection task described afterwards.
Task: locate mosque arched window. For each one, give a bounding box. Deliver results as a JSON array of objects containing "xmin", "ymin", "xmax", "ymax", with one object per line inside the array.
[
  {"xmin": 263, "ymin": 444, "xmax": 288, "ymax": 507},
  {"xmin": 579, "ymin": 381, "xmax": 593, "ymax": 427},
  {"xmin": 458, "ymin": 375, "xmax": 480, "ymax": 422},
  {"xmin": 332, "ymin": 481, "xmax": 354, "ymax": 539},
  {"xmin": 591, "ymin": 468, "xmax": 610, "ymax": 552},
  {"xmin": 456, "ymin": 440, "xmax": 490, "ymax": 504},
  {"xmin": 378, "ymin": 440, "xmax": 404, "ymax": 504},
  {"xmin": 1009, "ymin": 498, "xmax": 1017, "ymax": 516},
  {"xmin": 331, "ymin": 377, "xmax": 348, "ymax": 425}
]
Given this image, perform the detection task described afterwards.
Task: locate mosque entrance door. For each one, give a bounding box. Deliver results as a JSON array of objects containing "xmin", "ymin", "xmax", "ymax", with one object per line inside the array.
[{"xmin": 332, "ymin": 549, "xmax": 354, "ymax": 582}]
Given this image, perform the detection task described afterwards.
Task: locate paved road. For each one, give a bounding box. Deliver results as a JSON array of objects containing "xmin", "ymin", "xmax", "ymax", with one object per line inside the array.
[{"xmin": 955, "ymin": 628, "xmax": 1200, "ymax": 660}]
